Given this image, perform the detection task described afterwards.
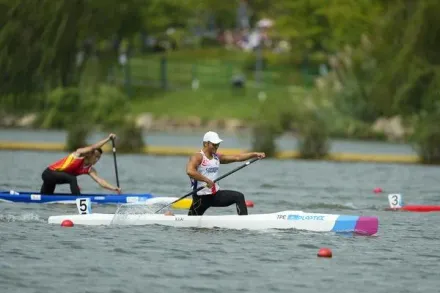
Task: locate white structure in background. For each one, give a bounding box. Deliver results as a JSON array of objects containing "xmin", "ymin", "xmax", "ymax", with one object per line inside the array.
[
  {"xmin": 237, "ymin": 0, "xmax": 250, "ymax": 29},
  {"xmin": 241, "ymin": 18, "xmax": 274, "ymax": 51},
  {"xmin": 256, "ymin": 18, "xmax": 273, "ymax": 29}
]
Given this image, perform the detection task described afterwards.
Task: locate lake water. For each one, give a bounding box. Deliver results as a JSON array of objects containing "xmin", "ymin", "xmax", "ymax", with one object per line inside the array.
[{"xmin": 1, "ymin": 130, "xmax": 438, "ymax": 293}]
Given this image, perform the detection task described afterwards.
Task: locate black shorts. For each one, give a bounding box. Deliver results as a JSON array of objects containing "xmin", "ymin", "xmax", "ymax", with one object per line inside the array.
[
  {"xmin": 40, "ymin": 168, "xmax": 81, "ymax": 195},
  {"xmin": 188, "ymin": 189, "xmax": 248, "ymax": 216}
]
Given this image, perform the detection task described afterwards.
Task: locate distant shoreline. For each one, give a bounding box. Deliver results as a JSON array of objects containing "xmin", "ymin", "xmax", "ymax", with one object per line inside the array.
[
  {"xmin": 0, "ymin": 140, "xmax": 419, "ymax": 164},
  {"xmin": 0, "ymin": 111, "xmax": 408, "ymax": 143}
]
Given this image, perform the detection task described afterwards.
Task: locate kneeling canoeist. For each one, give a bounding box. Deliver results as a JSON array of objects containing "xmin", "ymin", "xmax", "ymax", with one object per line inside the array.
[
  {"xmin": 39, "ymin": 133, "xmax": 122, "ymax": 195},
  {"xmin": 186, "ymin": 131, "xmax": 265, "ymax": 216}
]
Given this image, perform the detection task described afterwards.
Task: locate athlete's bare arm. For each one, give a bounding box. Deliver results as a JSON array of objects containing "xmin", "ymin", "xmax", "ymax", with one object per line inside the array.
[{"xmin": 76, "ymin": 134, "xmax": 116, "ymax": 156}]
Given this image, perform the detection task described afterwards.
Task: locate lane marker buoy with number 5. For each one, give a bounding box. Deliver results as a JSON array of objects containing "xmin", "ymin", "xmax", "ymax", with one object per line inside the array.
[{"xmin": 76, "ymin": 198, "xmax": 92, "ymax": 215}]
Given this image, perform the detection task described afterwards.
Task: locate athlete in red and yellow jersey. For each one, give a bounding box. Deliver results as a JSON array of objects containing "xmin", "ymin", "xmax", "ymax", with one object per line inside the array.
[{"xmin": 40, "ymin": 133, "xmax": 122, "ymax": 195}]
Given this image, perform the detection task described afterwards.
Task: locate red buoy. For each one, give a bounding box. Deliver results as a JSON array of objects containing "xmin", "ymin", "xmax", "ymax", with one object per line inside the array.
[
  {"xmin": 373, "ymin": 187, "xmax": 383, "ymax": 194},
  {"xmin": 61, "ymin": 219, "xmax": 74, "ymax": 227},
  {"xmin": 317, "ymin": 248, "xmax": 332, "ymax": 258},
  {"xmin": 245, "ymin": 200, "xmax": 254, "ymax": 208}
]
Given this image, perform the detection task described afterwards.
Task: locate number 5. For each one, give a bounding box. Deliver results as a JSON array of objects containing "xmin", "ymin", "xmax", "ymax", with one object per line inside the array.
[{"xmin": 76, "ymin": 198, "xmax": 92, "ymax": 214}]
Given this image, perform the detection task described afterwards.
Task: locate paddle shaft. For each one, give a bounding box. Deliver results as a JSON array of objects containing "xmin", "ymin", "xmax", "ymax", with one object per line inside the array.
[
  {"xmin": 154, "ymin": 157, "xmax": 261, "ymax": 213},
  {"xmin": 111, "ymin": 138, "xmax": 120, "ymax": 188}
]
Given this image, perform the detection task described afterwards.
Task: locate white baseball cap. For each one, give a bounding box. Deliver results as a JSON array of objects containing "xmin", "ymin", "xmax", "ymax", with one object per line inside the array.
[{"xmin": 203, "ymin": 131, "xmax": 223, "ymax": 144}]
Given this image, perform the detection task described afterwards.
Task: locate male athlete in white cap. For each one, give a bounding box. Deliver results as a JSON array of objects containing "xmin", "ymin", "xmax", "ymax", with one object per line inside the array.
[{"xmin": 186, "ymin": 131, "xmax": 265, "ymax": 216}]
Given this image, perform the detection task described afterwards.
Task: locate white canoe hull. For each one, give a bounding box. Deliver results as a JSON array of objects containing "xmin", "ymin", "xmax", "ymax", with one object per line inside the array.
[{"xmin": 48, "ymin": 210, "xmax": 379, "ymax": 235}]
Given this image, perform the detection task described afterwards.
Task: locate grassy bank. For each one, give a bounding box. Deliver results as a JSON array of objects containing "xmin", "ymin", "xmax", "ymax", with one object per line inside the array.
[
  {"xmin": 128, "ymin": 85, "xmax": 308, "ymax": 121},
  {"xmin": 119, "ymin": 48, "xmax": 318, "ymax": 90},
  {"xmin": 105, "ymin": 48, "xmax": 317, "ymax": 121},
  {"xmin": 98, "ymin": 48, "xmax": 315, "ymax": 122},
  {"xmin": 1, "ymin": 48, "xmax": 389, "ymax": 142}
]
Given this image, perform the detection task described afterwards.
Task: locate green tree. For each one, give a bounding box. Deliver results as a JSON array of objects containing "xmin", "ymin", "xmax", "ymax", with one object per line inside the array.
[{"xmin": 0, "ymin": 0, "xmax": 147, "ymax": 95}]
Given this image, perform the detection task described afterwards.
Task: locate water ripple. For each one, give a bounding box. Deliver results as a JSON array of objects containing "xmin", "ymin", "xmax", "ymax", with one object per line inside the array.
[{"xmin": 2, "ymin": 150, "xmax": 440, "ymax": 293}]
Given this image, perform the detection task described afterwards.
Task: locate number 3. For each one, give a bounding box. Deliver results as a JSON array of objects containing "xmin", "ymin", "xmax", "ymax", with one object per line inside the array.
[{"xmin": 388, "ymin": 193, "xmax": 402, "ymax": 208}]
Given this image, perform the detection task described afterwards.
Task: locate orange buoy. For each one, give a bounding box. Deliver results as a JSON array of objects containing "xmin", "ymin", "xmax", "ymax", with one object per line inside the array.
[
  {"xmin": 61, "ymin": 219, "xmax": 74, "ymax": 227},
  {"xmin": 317, "ymin": 248, "xmax": 332, "ymax": 258},
  {"xmin": 245, "ymin": 200, "xmax": 254, "ymax": 208}
]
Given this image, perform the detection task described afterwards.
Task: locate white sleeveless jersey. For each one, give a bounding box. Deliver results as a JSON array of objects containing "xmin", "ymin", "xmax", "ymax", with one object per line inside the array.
[{"xmin": 190, "ymin": 150, "xmax": 220, "ymax": 195}]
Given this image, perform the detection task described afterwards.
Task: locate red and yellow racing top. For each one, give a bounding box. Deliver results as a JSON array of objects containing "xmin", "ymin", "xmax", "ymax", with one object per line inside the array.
[{"xmin": 48, "ymin": 153, "xmax": 92, "ymax": 176}]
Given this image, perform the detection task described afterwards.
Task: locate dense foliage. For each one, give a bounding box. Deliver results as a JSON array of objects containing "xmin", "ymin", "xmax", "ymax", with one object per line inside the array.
[{"xmin": 1, "ymin": 0, "xmax": 439, "ymax": 161}]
